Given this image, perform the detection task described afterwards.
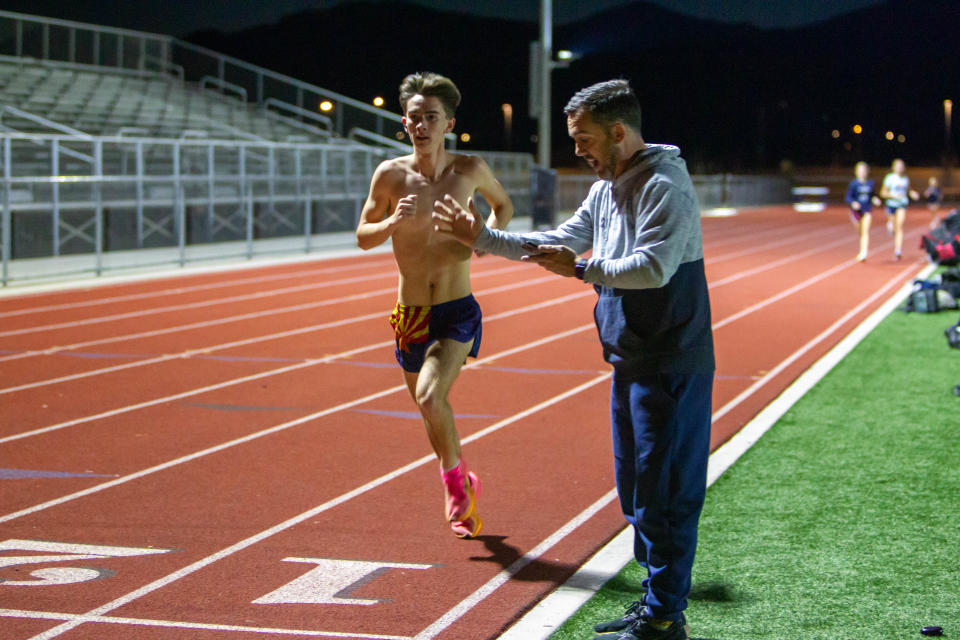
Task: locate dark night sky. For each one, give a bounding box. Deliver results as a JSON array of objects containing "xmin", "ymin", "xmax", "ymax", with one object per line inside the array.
[{"xmin": 4, "ymin": 0, "xmax": 883, "ymax": 36}]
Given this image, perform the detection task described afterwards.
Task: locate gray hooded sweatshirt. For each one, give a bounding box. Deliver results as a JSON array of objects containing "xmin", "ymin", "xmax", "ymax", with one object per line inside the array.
[{"xmin": 474, "ymin": 144, "xmax": 715, "ymax": 375}]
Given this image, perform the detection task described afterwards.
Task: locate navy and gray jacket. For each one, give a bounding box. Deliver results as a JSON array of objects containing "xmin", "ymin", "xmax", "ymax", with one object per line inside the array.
[{"xmin": 474, "ymin": 144, "xmax": 715, "ymax": 375}]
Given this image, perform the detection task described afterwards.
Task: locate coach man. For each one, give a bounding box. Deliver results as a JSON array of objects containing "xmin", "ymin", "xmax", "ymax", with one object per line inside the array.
[{"xmin": 433, "ymin": 79, "xmax": 713, "ymax": 640}]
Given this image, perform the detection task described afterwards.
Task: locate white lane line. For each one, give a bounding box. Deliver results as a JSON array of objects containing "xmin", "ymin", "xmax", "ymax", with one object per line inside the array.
[
  {"xmin": 24, "ymin": 372, "xmax": 611, "ymax": 640},
  {"xmin": 706, "ymin": 225, "xmax": 837, "ymax": 265},
  {"xmin": 414, "ymin": 488, "xmax": 619, "ymax": 640},
  {"xmin": 709, "ymin": 233, "xmax": 860, "ymax": 289},
  {"xmin": 0, "ymin": 264, "xmax": 545, "ymax": 366},
  {"xmin": 710, "ymin": 260, "xmax": 924, "ymax": 422},
  {"xmin": 0, "ymin": 288, "xmax": 593, "ymax": 445},
  {"xmin": 497, "ymin": 261, "xmax": 931, "ymax": 639},
  {"xmin": 0, "ymin": 261, "xmax": 529, "ymax": 339},
  {"xmin": 702, "ymin": 213, "xmax": 837, "ymax": 249},
  {"xmin": 0, "ymin": 609, "xmax": 410, "ymax": 639},
  {"xmin": 0, "ymin": 286, "xmax": 397, "ymax": 365},
  {"xmin": 713, "ymin": 230, "xmax": 924, "ymax": 330},
  {"xmin": 0, "ymin": 271, "xmax": 558, "ymax": 393},
  {"xmin": 0, "ymin": 322, "xmax": 597, "ymax": 524},
  {"xmin": 0, "ymin": 257, "xmax": 397, "ymax": 319}
]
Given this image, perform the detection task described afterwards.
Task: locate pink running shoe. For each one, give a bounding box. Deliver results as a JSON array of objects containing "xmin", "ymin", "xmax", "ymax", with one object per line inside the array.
[{"xmin": 442, "ymin": 461, "xmax": 483, "ymax": 539}]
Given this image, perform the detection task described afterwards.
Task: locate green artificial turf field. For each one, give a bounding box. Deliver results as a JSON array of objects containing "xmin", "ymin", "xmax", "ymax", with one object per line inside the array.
[{"xmin": 551, "ymin": 305, "xmax": 960, "ymax": 640}]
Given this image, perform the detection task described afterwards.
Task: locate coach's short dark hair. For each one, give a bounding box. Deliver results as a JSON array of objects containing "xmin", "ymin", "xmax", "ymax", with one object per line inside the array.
[
  {"xmin": 399, "ymin": 72, "xmax": 461, "ymax": 118},
  {"xmin": 563, "ymin": 79, "xmax": 642, "ymax": 131}
]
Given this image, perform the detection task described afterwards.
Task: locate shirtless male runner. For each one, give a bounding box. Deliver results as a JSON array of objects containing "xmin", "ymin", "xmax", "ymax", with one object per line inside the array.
[{"xmin": 356, "ymin": 72, "xmax": 513, "ymax": 538}]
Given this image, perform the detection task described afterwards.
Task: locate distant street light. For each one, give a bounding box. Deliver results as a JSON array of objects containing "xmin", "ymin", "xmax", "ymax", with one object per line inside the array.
[
  {"xmin": 319, "ymin": 100, "xmax": 333, "ymax": 112},
  {"xmin": 852, "ymin": 124, "xmax": 863, "ymax": 135},
  {"xmin": 460, "ymin": 132, "xmax": 471, "ymax": 143},
  {"xmin": 897, "ymin": 134, "xmax": 906, "ymax": 144},
  {"xmin": 831, "ymin": 129, "xmax": 840, "ymax": 139},
  {"xmin": 885, "ymin": 130, "xmax": 894, "ymax": 141},
  {"xmin": 501, "ymin": 103, "xmax": 513, "ymax": 150},
  {"xmin": 372, "ymin": 96, "xmax": 384, "ymax": 107},
  {"xmin": 945, "ymin": 99, "xmax": 954, "ymax": 185},
  {"xmin": 945, "ymin": 99, "xmax": 953, "ymax": 154}
]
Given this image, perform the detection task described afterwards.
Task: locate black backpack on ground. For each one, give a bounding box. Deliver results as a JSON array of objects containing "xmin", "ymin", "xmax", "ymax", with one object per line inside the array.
[{"xmin": 902, "ymin": 269, "xmax": 960, "ymax": 313}]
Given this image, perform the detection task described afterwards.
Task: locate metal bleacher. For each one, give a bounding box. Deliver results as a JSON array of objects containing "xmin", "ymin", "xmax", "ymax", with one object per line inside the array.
[{"xmin": 0, "ymin": 9, "xmax": 534, "ymax": 285}]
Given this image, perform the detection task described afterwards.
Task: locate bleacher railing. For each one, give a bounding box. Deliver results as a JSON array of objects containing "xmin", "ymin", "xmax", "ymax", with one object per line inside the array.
[
  {"xmin": 0, "ymin": 132, "xmax": 396, "ymax": 284},
  {"xmin": 555, "ymin": 173, "xmax": 792, "ymax": 213},
  {"xmin": 0, "ymin": 10, "xmax": 536, "ymax": 285},
  {"xmin": 0, "ymin": 9, "xmax": 455, "ymax": 148}
]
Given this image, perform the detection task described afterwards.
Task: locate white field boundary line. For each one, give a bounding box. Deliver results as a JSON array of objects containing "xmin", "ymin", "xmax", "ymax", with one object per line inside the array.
[
  {"xmin": 0, "ymin": 273, "xmax": 561, "ymax": 393},
  {"xmin": 0, "ymin": 289, "xmax": 594, "ymax": 445},
  {"xmin": 497, "ymin": 260, "xmax": 933, "ymax": 639},
  {"xmin": 0, "ymin": 257, "xmax": 398, "ymax": 319},
  {"xmin": 0, "ymin": 262, "xmax": 532, "ymax": 339},
  {"xmin": 0, "ymin": 321, "xmax": 597, "ymax": 524},
  {"xmin": 24, "ymin": 373, "xmax": 612, "ymax": 640},
  {"xmin": 0, "ymin": 608, "xmax": 411, "ymax": 640}
]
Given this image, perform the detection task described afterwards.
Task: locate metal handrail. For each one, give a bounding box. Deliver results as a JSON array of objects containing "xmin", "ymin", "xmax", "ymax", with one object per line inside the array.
[
  {"xmin": 0, "ymin": 9, "xmax": 173, "ymax": 42},
  {"xmin": 263, "ymin": 98, "xmax": 332, "ymax": 131},
  {"xmin": 200, "ymin": 75, "xmax": 247, "ymax": 103},
  {"xmin": 348, "ymin": 127, "xmax": 409, "ymax": 151},
  {"xmin": 143, "ymin": 54, "xmax": 184, "ymax": 81},
  {"xmin": 0, "ymin": 104, "xmax": 92, "ymax": 139},
  {"xmin": 171, "ymin": 39, "xmax": 401, "ymax": 123}
]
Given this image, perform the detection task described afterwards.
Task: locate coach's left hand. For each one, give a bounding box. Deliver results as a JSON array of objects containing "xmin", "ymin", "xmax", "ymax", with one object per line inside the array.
[{"xmin": 522, "ymin": 244, "xmax": 578, "ymax": 277}]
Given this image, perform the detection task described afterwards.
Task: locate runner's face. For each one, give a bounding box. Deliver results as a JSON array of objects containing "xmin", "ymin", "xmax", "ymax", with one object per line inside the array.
[
  {"xmin": 893, "ymin": 160, "xmax": 905, "ymax": 175},
  {"xmin": 568, "ymin": 111, "xmax": 618, "ymax": 180},
  {"xmin": 403, "ymin": 95, "xmax": 454, "ymax": 150},
  {"xmin": 855, "ymin": 164, "xmax": 868, "ymax": 180}
]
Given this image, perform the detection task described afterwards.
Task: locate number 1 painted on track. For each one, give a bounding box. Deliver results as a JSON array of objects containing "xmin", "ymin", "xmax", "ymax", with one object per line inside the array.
[
  {"xmin": 0, "ymin": 539, "xmax": 173, "ymax": 586},
  {"xmin": 254, "ymin": 557, "xmax": 436, "ymax": 606}
]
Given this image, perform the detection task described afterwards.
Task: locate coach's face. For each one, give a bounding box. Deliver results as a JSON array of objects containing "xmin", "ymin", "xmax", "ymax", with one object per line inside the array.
[{"xmin": 568, "ymin": 110, "xmax": 620, "ymax": 180}]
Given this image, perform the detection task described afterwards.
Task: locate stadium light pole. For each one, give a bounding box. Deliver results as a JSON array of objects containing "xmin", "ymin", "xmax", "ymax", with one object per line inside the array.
[
  {"xmin": 537, "ymin": 0, "xmax": 552, "ymax": 168},
  {"xmin": 946, "ymin": 99, "xmax": 954, "ymax": 184}
]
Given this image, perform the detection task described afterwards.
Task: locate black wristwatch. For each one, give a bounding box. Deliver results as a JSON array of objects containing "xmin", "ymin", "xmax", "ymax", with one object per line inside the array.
[{"xmin": 574, "ymin": 258, "xmax": 588, "ymax": 281}]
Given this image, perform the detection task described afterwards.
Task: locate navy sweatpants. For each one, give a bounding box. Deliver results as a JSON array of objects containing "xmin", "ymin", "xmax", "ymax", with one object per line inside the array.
[{"xmin": 610, "ymin": 370, "xmax": 713, "ymax": 622}]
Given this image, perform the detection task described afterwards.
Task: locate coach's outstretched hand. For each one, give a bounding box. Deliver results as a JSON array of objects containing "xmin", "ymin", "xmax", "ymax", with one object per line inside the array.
[{"xmin": 433, "ymin": 195, "xmax": 484, "ymax": 247}]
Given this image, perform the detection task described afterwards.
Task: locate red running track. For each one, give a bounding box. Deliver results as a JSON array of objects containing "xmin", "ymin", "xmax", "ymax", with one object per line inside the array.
[{"xmin": 0, "ymin": 205, "xmax": 929, "ymax": 639}]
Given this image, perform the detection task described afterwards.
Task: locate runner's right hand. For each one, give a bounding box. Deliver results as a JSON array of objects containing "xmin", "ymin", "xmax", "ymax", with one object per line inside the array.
[{"xmin": 389, "ymin": 195, "xmax": 417, "ymax": 228}]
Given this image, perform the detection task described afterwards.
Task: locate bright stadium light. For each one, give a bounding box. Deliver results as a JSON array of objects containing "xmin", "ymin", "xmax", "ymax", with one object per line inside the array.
[
  {"xmin": 372, "ymin": 96, "xmax": 384, "ymax": 107},
  {"xmin": 557, "ymin": 49, "xmax": 574, "ymax": 60},
  {"xmin": 319, "ymin": 100, "xmax": 334, "ymax": 112},
  {"xmin": 885, "ymin": 130, "xmax": 895, "ymax": 141},
  {"xmin": 852, "ymin": 124, "xmax": 863, "ymax": 135}
]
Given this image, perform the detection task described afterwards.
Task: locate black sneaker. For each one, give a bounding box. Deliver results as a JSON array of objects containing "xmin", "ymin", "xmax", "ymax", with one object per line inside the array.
[
  {"xmin": 593, "ymin": 598, "xmax": 645, "ymax": 633},
  {"xmin": 593, "ymin": 613, "xmax": 689, "ymax": 640}
]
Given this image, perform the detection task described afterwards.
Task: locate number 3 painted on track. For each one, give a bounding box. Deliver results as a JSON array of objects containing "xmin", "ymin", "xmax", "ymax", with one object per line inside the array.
[{"xmin": 0, "ymin": 539, "xmax": 173, "ymax": 586}]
